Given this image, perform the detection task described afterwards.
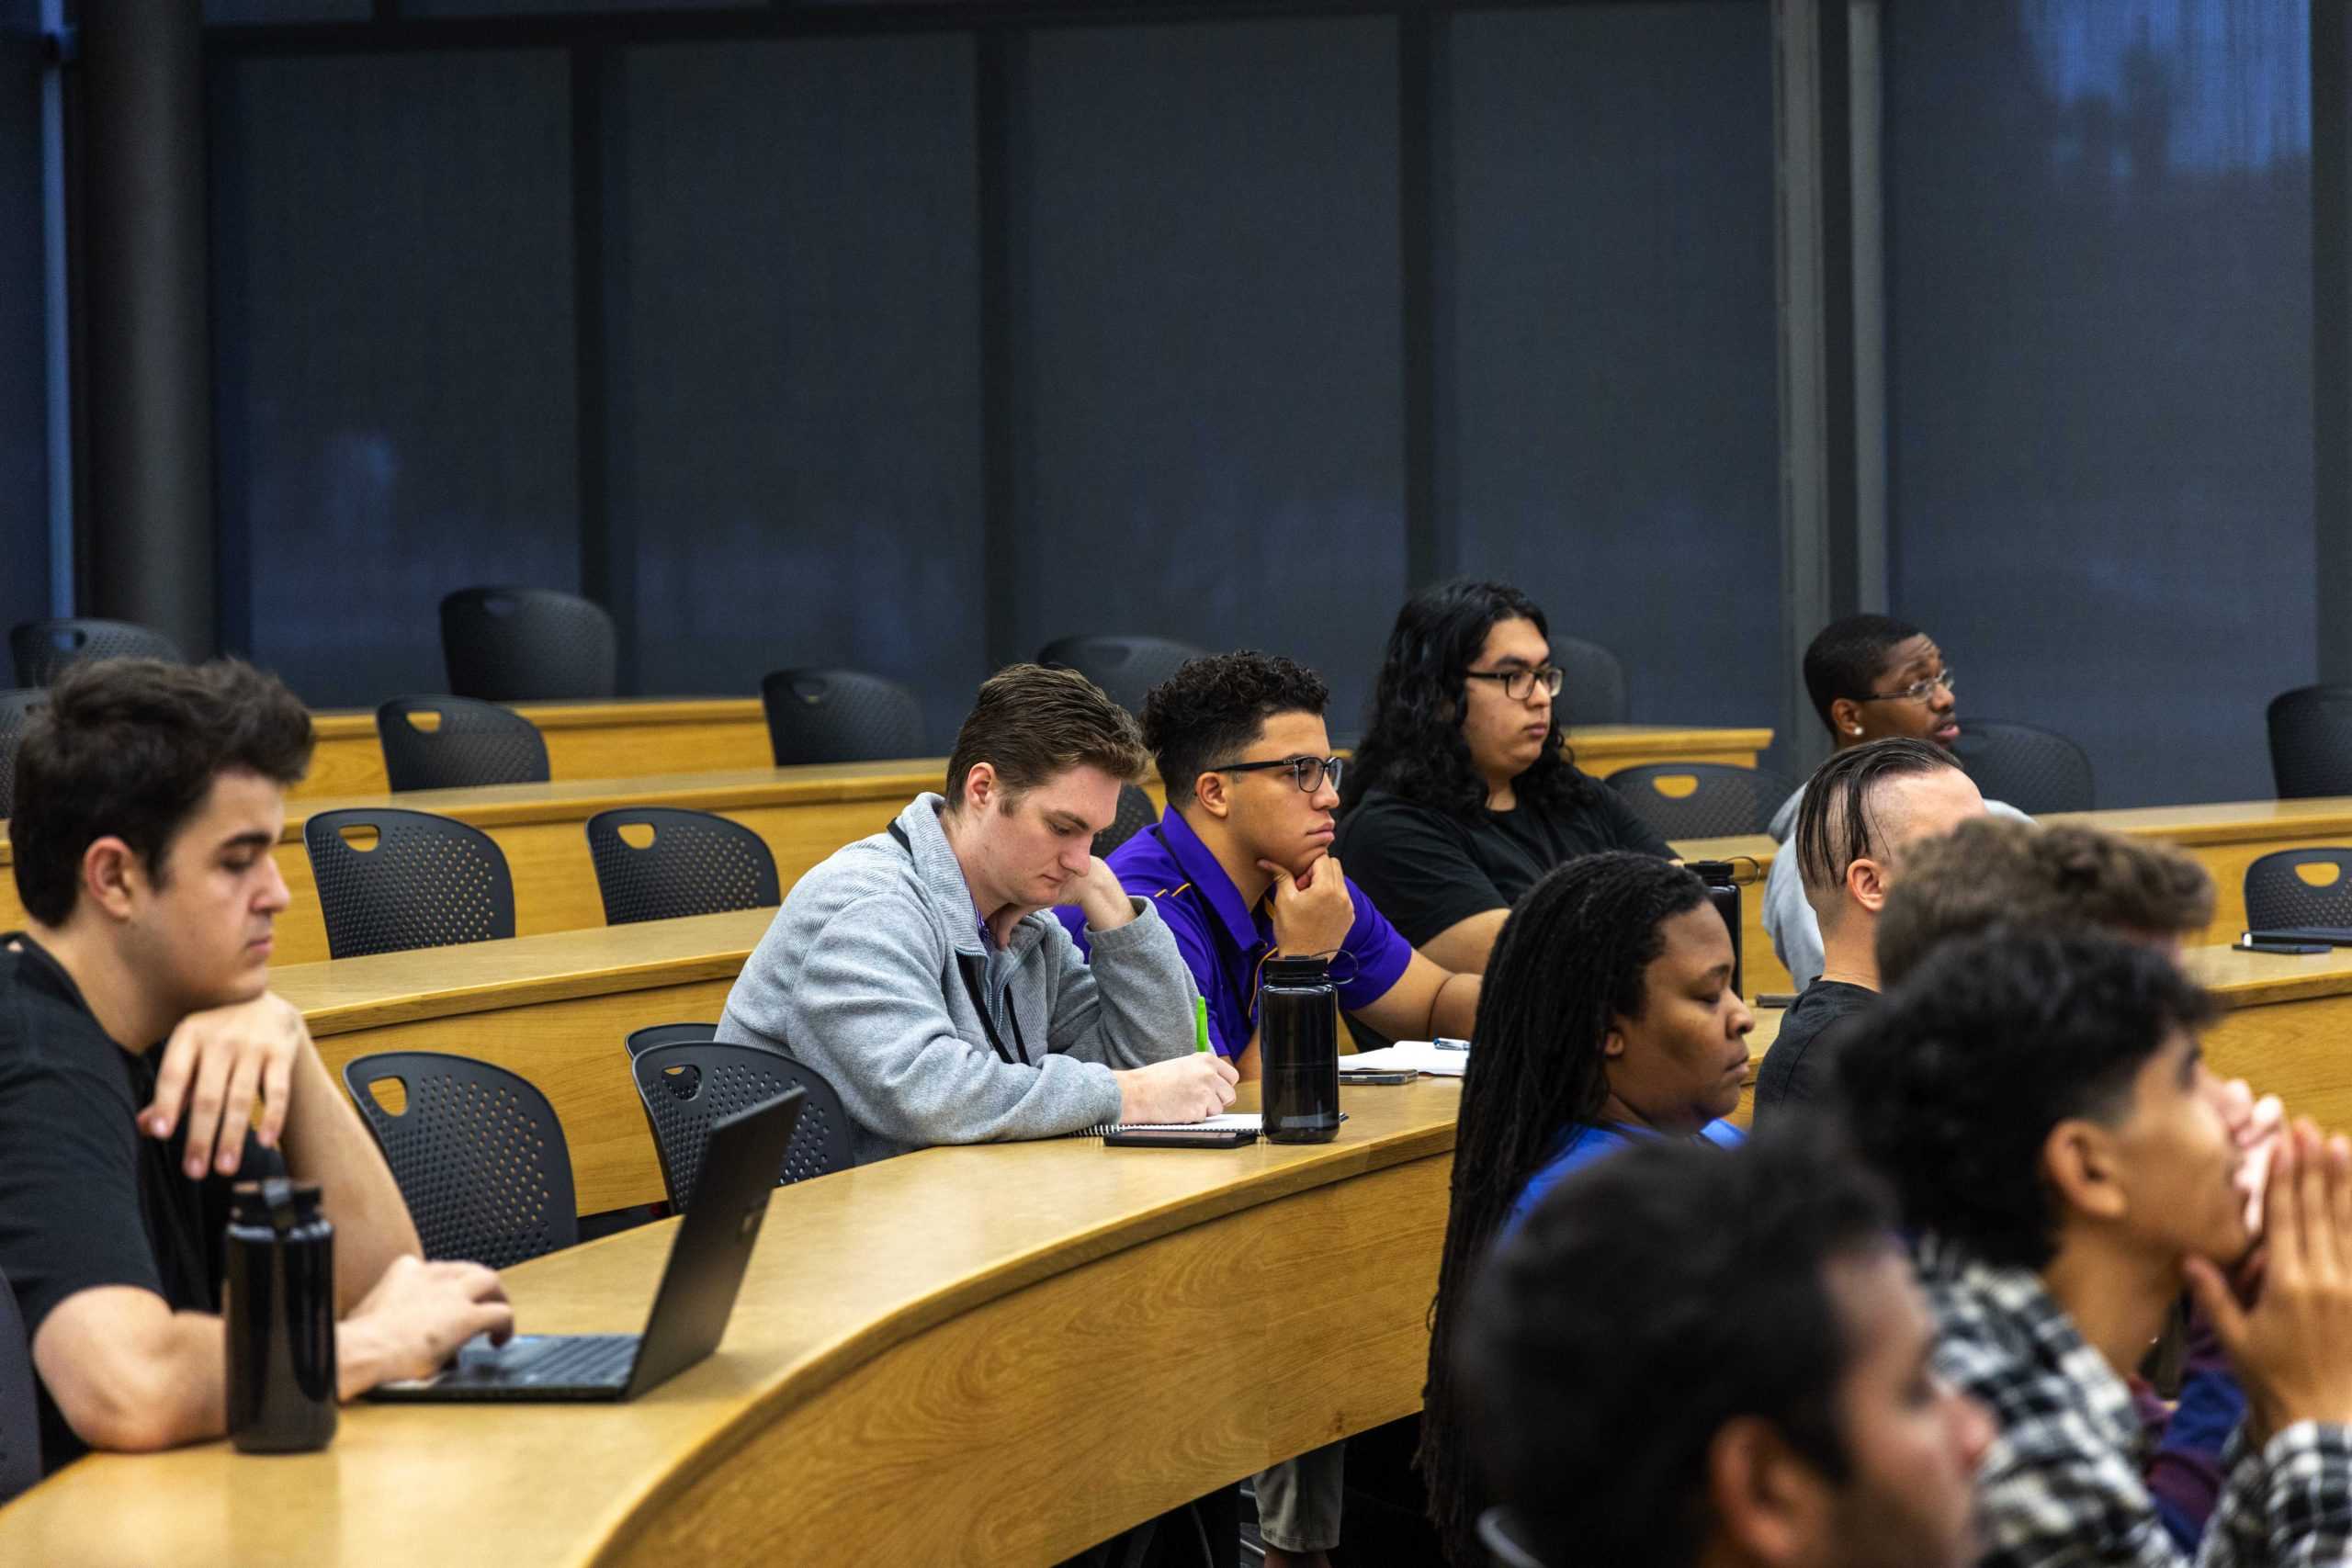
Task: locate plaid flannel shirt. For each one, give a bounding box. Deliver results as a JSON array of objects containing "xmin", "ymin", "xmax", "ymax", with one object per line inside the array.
[{"xmin": 1916, "ymin": 1233, "xmax": 2352, "ymax": 1568}]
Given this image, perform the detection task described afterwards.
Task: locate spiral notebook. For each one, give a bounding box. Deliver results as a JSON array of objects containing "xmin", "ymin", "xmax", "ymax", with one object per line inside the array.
[{"xmin": 1070, "ymin": 1112, "xmax": 1264, "ymax": 1138}]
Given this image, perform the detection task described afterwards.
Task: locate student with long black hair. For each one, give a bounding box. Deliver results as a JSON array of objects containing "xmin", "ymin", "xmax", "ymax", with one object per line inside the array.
[
  {"xmin": 1418, "ymin": 852, "xmax": 1755, "ymax": 1563},
  {"xmin": 1333, "ymin": 580, "xmax": 1671, "ymax": 976}
]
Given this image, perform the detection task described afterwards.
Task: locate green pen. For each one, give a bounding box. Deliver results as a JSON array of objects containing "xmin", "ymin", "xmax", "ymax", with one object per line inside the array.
[{"xmin": 1193, "ymin": 996, "xmax": 1211, "ymax": 1055}]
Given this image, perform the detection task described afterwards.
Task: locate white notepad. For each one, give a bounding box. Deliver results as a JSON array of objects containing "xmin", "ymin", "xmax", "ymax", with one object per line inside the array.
[
  {"xmin": 1075, "ymin": 1112, "xmax": 1264, "ymax": 1136},
  {"xmin": 1341, "ymin": 1041, "xmax": 1468, "ymax": 1077}
]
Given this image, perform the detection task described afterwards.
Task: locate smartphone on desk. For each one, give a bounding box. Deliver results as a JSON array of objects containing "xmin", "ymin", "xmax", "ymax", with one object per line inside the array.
[
  {"xmin": 1103, "ymin": 1127, "xmax": 1259, "ymax": 1149},
  {"xmin": 2234, "ymin": 939, "xmax": 2331, "ymax": 955}
]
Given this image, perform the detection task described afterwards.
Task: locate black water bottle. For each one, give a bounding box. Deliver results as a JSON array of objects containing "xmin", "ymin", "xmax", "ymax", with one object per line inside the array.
[
  {"xmin": 225, "ymin": 1179, "xmax": 338, "ymax": 1454},
  {"xmin": 1690, "ymin": 860, "xmax": 1745, "ymax": 998},
  {"xmin": 1260, "ymin": 954, "xmax": 1340, "ymax": 1144}
]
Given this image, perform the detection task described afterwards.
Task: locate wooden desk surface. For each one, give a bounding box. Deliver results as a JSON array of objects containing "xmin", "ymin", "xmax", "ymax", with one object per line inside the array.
[
  {"xmin": 295, "ymin": 702, "xmax": 1771, "ymax": 802},
  {"xmin": 0, "ymin": 1077, "xmax": 1463, "ymax": 1566}
]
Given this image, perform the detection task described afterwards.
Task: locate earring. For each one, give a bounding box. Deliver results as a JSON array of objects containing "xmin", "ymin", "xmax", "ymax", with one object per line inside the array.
[{"xmin": 1849, "ymin": 726, "xmax": 1861, "ymax": 735}]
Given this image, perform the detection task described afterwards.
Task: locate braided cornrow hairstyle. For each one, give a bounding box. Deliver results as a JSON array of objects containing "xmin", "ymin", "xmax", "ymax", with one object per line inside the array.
[{"xmin": 1416, "ymin": 851, "xmax": 1711, "ymax": 1564}]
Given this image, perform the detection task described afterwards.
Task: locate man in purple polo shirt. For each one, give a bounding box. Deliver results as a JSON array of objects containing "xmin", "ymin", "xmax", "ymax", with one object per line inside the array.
[
  {"xmin": 1060, "ymin": 649, "xmax": 1481, "ymax": 1568},
  {"xmin": 1061, "ymin": 650, "xmax": 1478, "ymax": 1077}
]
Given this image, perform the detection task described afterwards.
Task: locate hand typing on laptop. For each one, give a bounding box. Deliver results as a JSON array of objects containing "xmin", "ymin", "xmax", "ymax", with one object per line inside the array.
[{"xmin": 336, "ymin": 1256, "xmax": 514, "ymax": 1399}]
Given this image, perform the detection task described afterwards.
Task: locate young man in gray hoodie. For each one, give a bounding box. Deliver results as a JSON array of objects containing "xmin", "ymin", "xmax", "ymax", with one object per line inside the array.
[{"xmin": 718, "ymin": 663, "xmax": 1235, "ymax": 1164}]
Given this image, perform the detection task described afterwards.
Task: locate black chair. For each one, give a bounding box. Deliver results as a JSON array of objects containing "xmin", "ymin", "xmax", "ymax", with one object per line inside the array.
[
  {"xmin": 624, "ymin": 1021, "xmax": 720, "ymax": 1058},
  {"xmin": 584, "ymin": 807, "xmax": 781, "ymax": 925},
  {"xmin": 2269, "ymin": 685, "xmax": 2352, "ymax": 798},
  {"xmin": 341, "ymin": 1051, "xmax": 578, "ymax": 1268},
  {"xmin": 1036, "ymin": 634, "xmax": 1204, "ymax": 716},
  {"xmin": 439, "ymin": 586, "xmax": 616, "ymax": 703},
  {"xmin": 1092, "ymin": 783, "xmax": 1159, "ymax": 858},
  {"xmin": 1552, "ymin": 635, "xmax": 1628, "ymax": 727},
  {"xmin": 0, "ymin": 1266, "xmax": 40, "ymax": 1506},
  {"xmin": 1949, "ymin": 719, "xmax": 2095, "ymax": 814},
  {"xmin": 10, "ymin": 618, "xmax": 184, "ymax": 688},
  {"xmin": 759, "ymin": 668, "xmax": 925, "ymax": 765},
  {"xmin": 1606, "ymin": 762, "xmax": 1792, "ymax": 840},
  {"xmin": 303, "ymin": 807, "xmax": 516, "ymax": 959},
  {"xmin": 2244, "ymin": 848, "xmax": 2352, "ymax": 931},
  {"xmin": 0, "ymin": 689, "xmax": 43, "ymax": 820},
  {"xmin": 375, "ymin": 696, "xmax": 550, "ymax": 793},
  {"xmin": 629, "ymin": 1042, "xmax": 854, "ymax": 1209}
]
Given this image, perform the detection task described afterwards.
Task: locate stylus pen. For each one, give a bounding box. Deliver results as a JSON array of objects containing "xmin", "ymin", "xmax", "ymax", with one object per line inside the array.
[{"xmin": 1194, "ymin": 997, "xmax": 1211, "ymax": 1054}]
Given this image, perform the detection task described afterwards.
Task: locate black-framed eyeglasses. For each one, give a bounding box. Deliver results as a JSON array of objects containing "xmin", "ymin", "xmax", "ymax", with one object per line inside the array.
[
  {"xmin": 1463, "ymin": 666, "xmax": 1566, "ymax": 702},
  {"xmin": 1212, "ymin": 755, "xmax": 1347, "ymax": 794},
  {"xmin": 1858, "ymin": 670, "xmax": 1955, "ymax": 705}
]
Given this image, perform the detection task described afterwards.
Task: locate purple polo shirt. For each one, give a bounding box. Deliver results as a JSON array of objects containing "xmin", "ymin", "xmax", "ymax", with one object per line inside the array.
[{"xmin": 1057, "ymin": 807, "xmax": 1414, "ymax": 1059}]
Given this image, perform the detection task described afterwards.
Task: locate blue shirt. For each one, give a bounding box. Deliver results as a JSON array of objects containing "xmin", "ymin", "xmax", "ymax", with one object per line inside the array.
[
  {"xmin": 1057, "ymin": 808, "xmax": 1415, "ymax": 1059},
  {"xmin": 1503, "ymin": 1119, "xmax": 1746, "ymax": 1237}
]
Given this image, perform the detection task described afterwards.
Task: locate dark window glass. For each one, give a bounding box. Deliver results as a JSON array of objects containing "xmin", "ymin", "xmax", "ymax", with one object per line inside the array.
[
  {"xmin": 0, "ymin": 0, "xmax": 47, "ymax": 643},
  {"xmin": 1011, "ymin": 18, "xmax": 1406, "ymax": 732},
  {"xmin": 1886, "ymin": 0, "xmax": 2312, "ymax": 807},
  {"xmin": 605, "ymin": 36, "xmax": 983, "ymax": 738},
  {"xmin": 209, "ymin": 50, "xmax": 580, "ymax": 707},
  {"xmin": 1445, "ymin": 4, "xmax": 1780, "ymax": 746}
]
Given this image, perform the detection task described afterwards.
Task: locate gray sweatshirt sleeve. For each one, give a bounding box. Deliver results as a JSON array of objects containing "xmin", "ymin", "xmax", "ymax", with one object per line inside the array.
[
  {"xmin": 1763, "ymin": 839, "xmax": 1826, "ymax": 991},
  {"xmin": 781, "ymin": 892, "xmax": 1125, "ymax": 1145},
  {"xmin": 1038, "ymin": 898, "xmax": 1200, "ymax": 1068}
]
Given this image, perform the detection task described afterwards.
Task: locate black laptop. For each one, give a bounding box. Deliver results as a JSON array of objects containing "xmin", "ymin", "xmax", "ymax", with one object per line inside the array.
[{"xmin": 368, "ymin": 1087, "xmax": 803, "ymax": 1403}]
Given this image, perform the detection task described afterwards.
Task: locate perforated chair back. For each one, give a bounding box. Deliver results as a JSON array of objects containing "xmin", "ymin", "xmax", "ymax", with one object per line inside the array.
[
  {"xmin": 375, "ymin": 696, "xmax": 550, "ymax": 793},
  {"xmin": 0, "ymin": 689, "xmax": 43, "ymax": 820},
  {"xmin": 2244, "ymin": 848, "xmax": 2352, "ymax": 931},
  {"xmin": 1552, "ymin": 635, "xmax": 1628, "ymax": 726},
  {"xmin": 630, "ymin": 1042, "xmax": 854, "ymax": 1208},
  {"xmin": 759, "ymin": 668, "xmax": 925, "ymax": 765},
  {"xmin": 584, "ymin": 807, "xmax": 780, "ymax": 925},
  {"xmin": 1092, "ymin": 783, "xmax": 1159, "ymax": 858},
  {"xmin": 10, "ymin": 618, "xmax": 184, "ymax": 687},
  {"xmin": 2268, "ymin": 685, "xmax": 2352, "ymax": 798},
  {"xmin": 439, "ymin": 586, "xmax": 616, "ymax": 703},
  {"xmin": 1035, "ymin": 634, "xmax": 1204, "ymax": 716},
  {"xmin": 303, "ymin": 808, "xmax": 516, "ymax": 959},
  {"xmin": 624, "ymin": 1021, "xmax": 719, "ymax": 1058},
  {"xmin": 0, "ymin": 1267, "xmax": 40, "ymax": 1505},
  {"xmin": 1605, "ymin": 762, "xmax": 1792, "ymax": 840},
  {"xmin": 341, "ymin": 1052, "xmax": 578, "ymax": 1268},
  {"xmin": 1949, "ymin": 719, "xmax": 2094, "ymax": 814}
]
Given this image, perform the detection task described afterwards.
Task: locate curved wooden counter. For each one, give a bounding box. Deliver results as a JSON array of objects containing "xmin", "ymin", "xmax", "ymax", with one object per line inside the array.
[{"xmin": 0, "ymin": 1078, "xmax": 1462, "ymax": 1567}]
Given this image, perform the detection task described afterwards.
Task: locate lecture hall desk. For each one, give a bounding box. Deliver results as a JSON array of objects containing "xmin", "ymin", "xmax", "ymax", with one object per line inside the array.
[
  {"xmin": 0, "ymin": 725, "xmax": 1774, "ymax": 967},
  {"xmin": 293, "ymin": 699, "xmax": 1772, "ymax": 802},
  {"xmin": 0, "ymin": 1077, "xmax": 1462, "ymax": 1567}
]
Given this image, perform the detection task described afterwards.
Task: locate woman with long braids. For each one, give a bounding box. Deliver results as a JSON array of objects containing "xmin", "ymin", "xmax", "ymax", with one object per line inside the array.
[
  {"xmin": 1334, "ymin": 581, "xmax": 1672, "ymax": 980},
  {"xmin": 1418, "ymin": 852, "xmax": 1756, "ymax": 1563}
]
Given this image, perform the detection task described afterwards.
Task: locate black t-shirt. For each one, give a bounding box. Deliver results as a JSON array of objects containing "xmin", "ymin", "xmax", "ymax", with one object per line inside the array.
[
  {"xmin": 1332, "ymin": 779, "xmax": 1676, "ymax": 948},
  {"xmin": 0, "ymin": 935, "xmax": 278, "ymax": 1474},
  {"xmin": 1751, "ymin": 979, "xmax": 1879, "ymax": 1126}
]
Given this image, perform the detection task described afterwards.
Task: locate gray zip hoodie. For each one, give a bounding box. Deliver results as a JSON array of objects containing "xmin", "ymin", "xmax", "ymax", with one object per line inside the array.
[{"xmin": 717, "ymin": 793, "xmax": 1201, "ymax": 1164}]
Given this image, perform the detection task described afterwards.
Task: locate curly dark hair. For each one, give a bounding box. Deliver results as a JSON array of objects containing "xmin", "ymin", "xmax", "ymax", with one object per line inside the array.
[
  {"xmin": 1876, "ymin": 817, "xmax": 2215, "ymax": 988},
  {"xmin": 1802, "ymin": 614, "xmax": 1924, "ymax": 735},
  {"xmin": 1419, "ymin": 851, "xmax": 1710, "ymax": 1563},
  {"xmin": 1454, "ymin": 1123, "xmax": 1896, "ymax": 1568},
  {"xmin": 1836, "ymin": 927, "xmax": 2217, "ymax": 1269},
  {"xmin": 1340, "ymin": 579, "xmax": 1600, "ymax": 819},
  {"xmin": 1138, "ymin": 650, "xmax": 1329, "ymax": 809},
  {"xmin": 13, "ymin": 658, "xmax": 314, "ymax": 925}
]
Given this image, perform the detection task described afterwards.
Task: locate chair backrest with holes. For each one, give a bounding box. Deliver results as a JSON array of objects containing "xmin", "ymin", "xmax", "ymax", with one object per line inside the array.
[
  {"xmin": 303, "ymin": 808, "xmax": 516, "ymax": 958},
  {"xmin": 758, "ymin": 669, "xmax": 926, "ymax": 765},
  {"xmin": 0, "ymin": 690, "xmax": 43, "ymax": 820},
  {"xmin": 584, "ymin": 807, "xmax": 780, "ymax": 925},
  {"xmin": 375, "ymin": 696, "xmax": 550, "ymax": 793},
  {"xmin": 630, "ymin": 1042, "xmax": 854, "ymax": 1207},
  {"xmin": 2244, "ymin": 848, "xmax": 2352, "ymax": 932},
  {"xmin": 438, "ymin": 587, "xmax": 616, "ymax": 703},
  {"xmin": 340, "ymin": 1052, "xmax": 578, "ymax": 1267},
  {"xmin": 1035, "ymin": 634, "xmax": 1204, "ymax": 716},
  {"xmin": 1605, "ymin": 762, "xmax": 1791, "ymax": 840},
  {"xmin": 9, "ymin": 619, "xmax": 184, "ymax": 688}
]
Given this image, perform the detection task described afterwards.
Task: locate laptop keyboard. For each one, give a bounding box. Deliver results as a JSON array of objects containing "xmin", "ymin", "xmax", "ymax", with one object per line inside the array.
[{"xmin": 469, "ymin": 1333, "xmax": 639, "ymax": 1386}]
